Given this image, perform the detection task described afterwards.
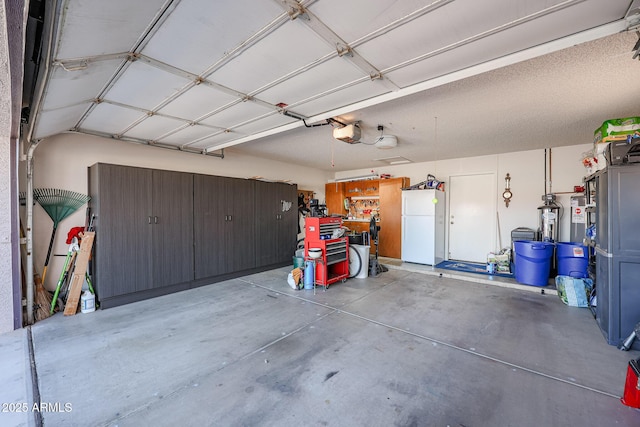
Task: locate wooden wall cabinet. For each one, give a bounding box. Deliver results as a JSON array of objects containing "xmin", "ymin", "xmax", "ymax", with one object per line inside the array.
[
  {"xmin": 325, "ymin": 177, "xmax": 408, "ymax": 259},
  {"xmin": 325, "ymin": 181, "xmax": 345, "ymax": 216},
  {"xmin": 89, "ymin": 163, "xmax": 297, "ymax": 308},
  {"xmin": 379, "ymin": 177, "xmax": 409, "ymax": 258}
]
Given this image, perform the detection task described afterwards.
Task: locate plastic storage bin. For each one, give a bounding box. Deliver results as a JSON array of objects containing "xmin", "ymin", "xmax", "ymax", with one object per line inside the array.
[
  {"xmin": 293, "ymin": 256, "xmax": 304, "ymax": 269},
  {"xmin": 513, "ymin": 240, "xmax": 555, "ymax": 287},
  {"xmin": 555, "ymin": 242, "xmax": 588, "ymax": 278},
  {"xmin": 350, "ymin": 244, "xmax": 370, "ymax": 279}
]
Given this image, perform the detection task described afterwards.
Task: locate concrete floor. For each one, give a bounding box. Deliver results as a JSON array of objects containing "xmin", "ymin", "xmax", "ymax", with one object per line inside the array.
[{"xmin": 3, "ymin": 262, "xmax": 640, "ymax": 427}]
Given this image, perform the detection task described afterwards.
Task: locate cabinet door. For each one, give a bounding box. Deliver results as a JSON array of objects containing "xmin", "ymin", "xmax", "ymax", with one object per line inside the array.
[
  {"xmin": 611, "ymin": 166, "xmax": 640, "ymax": 255},
  {"xmin": 595, "ymin": 171, "xmax": 608, "ymax": 252},
  {"xmin": 255, "ymin": 181, "xmax": 279, "ymax": 267},
  {"xmin": 255, "ymin": 181, "xmax": 297, "ymax": 267},
  {"xmin": 362, "ymin": 179, "xmax": 379, "ymax": 196},
  {"xmin": 152, "ymin": 170, "xmax": 194, "ymax": 288},
  {"xmin": 344, "ymin": 181, "xmax": 362, "ymax": 197},
  {"xmin": 379, "ymin": 177, "xmax": 409, "ymax": 258},
  {"xmin": 194, "ymin": 174, "xmax": 227, "ymax": 279},
  {"xmin": 325, "ymin": 182, "xmax": 345, "ymax": 215},
  {"xmin": 276, "ymin": 183, "xmax": 298, "ymax": 262},
  {"xmin": 91, "ymin": 164, "xmax": 153, "ymax": 297},
  {"xmin": 225, "ymin": 178, "xmax": 256, "ymax": 272}
]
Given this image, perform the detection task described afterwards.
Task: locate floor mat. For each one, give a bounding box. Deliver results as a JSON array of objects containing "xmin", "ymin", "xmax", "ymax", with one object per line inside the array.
[{"xmin": 435, "ymin": 260, "xmax": 514, "ymax": 278}]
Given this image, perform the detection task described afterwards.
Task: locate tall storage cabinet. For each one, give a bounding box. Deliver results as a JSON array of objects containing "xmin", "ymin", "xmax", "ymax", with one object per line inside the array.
[
  {"xmin": 589, "ymin": 164, "xmax": 640, "ymax": 348},
  {"xmin": 152, "ymin": 169, "xmax": 195, "ymax": 288},
  {"xmin": 89, "ymin": 163, "xmax": 297, "ymax": 309},
  {"xmin": 325, "ymin": 182, "xmax": 345, "ymax": 216},
  {"xmin": 379, "ymin": 177, "xmax": 409, "ymax": 258},
  {"xmin": 255, "ymin": 181, "xmax": 298, "ymax": 268},
  {"xmin": 89, "ymin": 164, "xmax": 194, "ymax": 306},
  {"xmin": 89, "ymin": 164, "xmax": 153, "ymax": 298},
  {"xmin": 194, "ymin": 175, "xmax": 256, "ymax": 279}
]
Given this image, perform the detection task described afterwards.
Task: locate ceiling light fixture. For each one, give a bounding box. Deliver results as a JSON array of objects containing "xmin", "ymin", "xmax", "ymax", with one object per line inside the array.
[
  {"xmin": 373, "ymin": 125, "xmax": 397, "ymax": 149},
  {"xmin": 374, "ymin": 156, "xmax": 411, "ymax": 165}
]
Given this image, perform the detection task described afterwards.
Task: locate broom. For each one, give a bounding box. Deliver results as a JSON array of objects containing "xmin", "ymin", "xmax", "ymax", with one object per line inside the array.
[
  {"xmin": 18, "ymin": 219, "xmax": 52, "ymax": 322},
  {"xmin": 34, "ymin": 273, "xmax": 52, "ymax": 321},
  {"xmin": 32, "ymin": 188, "xmax": 90, "ymax": 283}
]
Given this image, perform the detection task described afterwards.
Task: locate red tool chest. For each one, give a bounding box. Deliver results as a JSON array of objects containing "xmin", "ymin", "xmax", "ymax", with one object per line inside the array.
[{"xmin": 304, "ymin": 217, "xmax": 349, "ymax": 288}]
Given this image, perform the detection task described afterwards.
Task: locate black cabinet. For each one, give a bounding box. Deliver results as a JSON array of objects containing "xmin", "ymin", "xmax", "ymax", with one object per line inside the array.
[
  {"xmin": 89, "ymin": 164, "xmax": 153, "ymax": 298},
  {"xmin": 89, "ymin": 163, "xmax": 296, "ymax": 308},
  {"xmin": 151, "ymin": 169, "xmax": 194, "ymax": 288},
  {"xmin": 255, "ymin": 181, "xmax": 298, "ymax": 268},
  {"xmin": 587, "ymin": 164, "xmax": 640, "ymax": 348},
  {"xmin": 89, "ymin": 164, "xmax": 194, "ymax": 305},
  {"xmin": 194, "ymin": 175, "xmax": 255, "ymax": 279}
]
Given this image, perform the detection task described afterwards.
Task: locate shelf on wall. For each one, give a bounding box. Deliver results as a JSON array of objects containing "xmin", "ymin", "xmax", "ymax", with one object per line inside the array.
[{"xmin": 350, "ymin": 196, "xmax": 380, "ymax": 200}]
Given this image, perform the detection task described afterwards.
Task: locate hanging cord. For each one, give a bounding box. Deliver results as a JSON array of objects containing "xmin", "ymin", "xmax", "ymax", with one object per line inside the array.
[
  {"xmin": 434, "ymin": 116, "xmax": 439, "ymax": 177},
  {"xmin": 359, "ymin": 124, "xmax": 383, "ymax": 146}
]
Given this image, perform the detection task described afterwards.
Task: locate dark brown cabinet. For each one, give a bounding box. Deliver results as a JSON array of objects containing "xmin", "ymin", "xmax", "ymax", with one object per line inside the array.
[
  {"xmin": 194, "ymin": 175, "xmax": 256, "ymax": 279},
  {"xmin": 255, "ymin": 181, "xmax": 298, "ymax": 268},
  {"xmin": 152, "ymin": 169, "xmax": 195, "ymax": 288},
  {"xmin": 89, "ymin": 164, "xmax": 153, "ymax": 298},
  {"xmin": 89, "ymin": 164, "xmax": 194, "ymax": 304},
  {"xmin": 89, "ymin": 163, "xmax": 296, "ymax": 308}
]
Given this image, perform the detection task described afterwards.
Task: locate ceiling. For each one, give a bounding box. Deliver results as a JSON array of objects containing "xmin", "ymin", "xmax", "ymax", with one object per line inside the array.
[{"xmin": 25, "ymin": 0, "xmax": 640, "ymax": 172}]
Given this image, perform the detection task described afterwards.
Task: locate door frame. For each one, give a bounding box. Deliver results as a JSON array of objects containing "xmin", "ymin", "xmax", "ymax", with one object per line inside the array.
[{"xmin": 446, "ymin": 172, "xmax": 497, "ymax": 263}]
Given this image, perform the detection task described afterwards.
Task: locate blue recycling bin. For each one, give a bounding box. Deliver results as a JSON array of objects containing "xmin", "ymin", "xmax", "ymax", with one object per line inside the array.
[
  {"xmin": 555, "ymin": 242, "xmax": 588, "ymax": 278},
  {"xmin": 513, "ymin": 240, "xmax": 555, "ymax": 287}
]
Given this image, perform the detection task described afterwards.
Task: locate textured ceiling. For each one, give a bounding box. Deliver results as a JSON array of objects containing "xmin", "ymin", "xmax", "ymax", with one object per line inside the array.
[{"xmin": 26, "ymin": 0, "xmax": 640, "ymax": 172}]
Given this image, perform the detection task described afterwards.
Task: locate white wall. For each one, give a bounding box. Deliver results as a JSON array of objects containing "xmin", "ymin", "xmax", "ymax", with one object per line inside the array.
[
  {"xmin": 335, "ymin": 143, "xmax": 592, "ymax": 257},
  {"xmin": 21, "ymin": 132, "xmax": 331, "ymax": 290},
  {"xmin": 22, "ymin": 133, "xmax": 592, "ymax": 292}
]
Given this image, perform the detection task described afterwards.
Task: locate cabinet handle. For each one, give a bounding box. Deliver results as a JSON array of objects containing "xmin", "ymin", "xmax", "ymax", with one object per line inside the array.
[
  {"xmin": 148, "ymin": 216, "xmax": 152, "ymax": 224},
  {"xmin": 228, "ymin": 215, "xmax": 232, "ymax": 221}
]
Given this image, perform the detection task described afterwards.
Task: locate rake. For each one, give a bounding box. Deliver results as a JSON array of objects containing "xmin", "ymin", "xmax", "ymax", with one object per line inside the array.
[{"xmin": 32, "ymin": 188, "xmax": 90, "ymax": 282}]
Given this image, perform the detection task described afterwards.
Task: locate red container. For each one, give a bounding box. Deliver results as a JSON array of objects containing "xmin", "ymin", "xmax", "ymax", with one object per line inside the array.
[{"xmin": 621, "ymin": 358, "xmax": 640, "ymax": 408}]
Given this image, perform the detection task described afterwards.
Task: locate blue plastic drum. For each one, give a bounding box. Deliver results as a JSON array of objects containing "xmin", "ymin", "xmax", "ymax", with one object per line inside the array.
[
  {"xmin": 556, "ymin": 242, "xmax": 588, "ymax": 278},
  {"xmin": 513, "ymin": 240, "xmax": 555, "ymax": 287}
]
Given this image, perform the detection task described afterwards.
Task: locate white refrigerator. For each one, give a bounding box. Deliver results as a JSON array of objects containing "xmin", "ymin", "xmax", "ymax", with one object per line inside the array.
[{"xmin": 401, "ymin": 189, "xmax": 445, "ymax": 265}]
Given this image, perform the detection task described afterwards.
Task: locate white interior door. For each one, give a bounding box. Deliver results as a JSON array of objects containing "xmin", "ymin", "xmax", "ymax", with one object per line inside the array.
[{"xmin": 448, "ymin": 173, "xmax": 496, "ymax": 263}]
